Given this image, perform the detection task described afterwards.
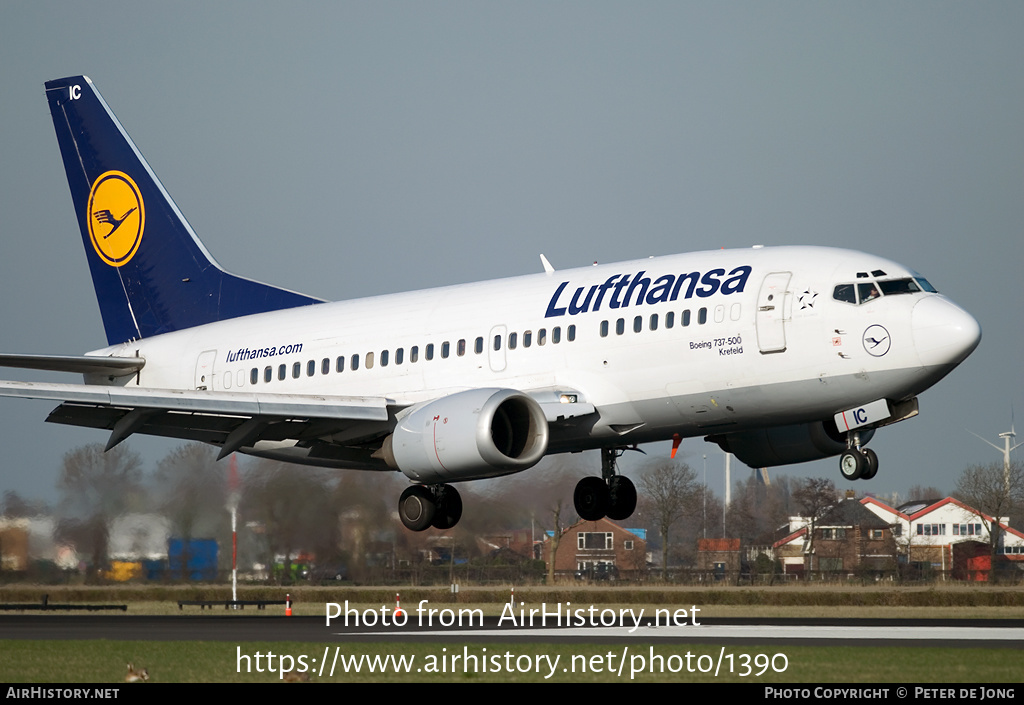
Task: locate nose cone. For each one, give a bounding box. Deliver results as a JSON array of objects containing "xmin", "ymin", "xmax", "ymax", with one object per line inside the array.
[{"xmin": 912, "ymin": 295, "xmax": 981, "ymax": 369}]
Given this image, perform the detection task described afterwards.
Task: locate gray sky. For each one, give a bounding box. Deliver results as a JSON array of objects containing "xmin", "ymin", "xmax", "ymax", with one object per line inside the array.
[{"xmin": 1, "ymin": 2, "xmax": 1021, "ymax": 505}]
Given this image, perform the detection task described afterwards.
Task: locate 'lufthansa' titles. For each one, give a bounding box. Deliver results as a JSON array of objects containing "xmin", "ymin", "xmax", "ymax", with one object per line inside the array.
[{"xmin": 545, "ymin": 266, "xmax": 752, "ymax": 318}]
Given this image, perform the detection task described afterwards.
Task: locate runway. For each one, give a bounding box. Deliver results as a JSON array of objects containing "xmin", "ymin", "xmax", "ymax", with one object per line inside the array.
[{"xmin": 2, "ymin": 615, "xmax": 1022, "ymax": 648}]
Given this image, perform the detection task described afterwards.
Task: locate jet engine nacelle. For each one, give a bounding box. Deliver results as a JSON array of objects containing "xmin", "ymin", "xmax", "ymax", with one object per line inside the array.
[
  {"xmin": 707, "ymin": 421, "xmax": 874, "ymax": 468},
  {"xmin": 382, "ymin": 388, "xmax": 549, "ymax": 483}
]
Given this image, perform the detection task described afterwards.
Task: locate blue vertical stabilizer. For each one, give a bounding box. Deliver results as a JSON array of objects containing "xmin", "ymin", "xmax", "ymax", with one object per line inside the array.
[{"xmin": 44, "ymin": 76, "xmax": 325, "ymax": 346}]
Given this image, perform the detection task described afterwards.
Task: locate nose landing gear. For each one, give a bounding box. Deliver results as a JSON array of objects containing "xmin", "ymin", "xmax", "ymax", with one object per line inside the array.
[{"xmin": 838, "ymin": 431, "xmax": 878, "ymax": 481}]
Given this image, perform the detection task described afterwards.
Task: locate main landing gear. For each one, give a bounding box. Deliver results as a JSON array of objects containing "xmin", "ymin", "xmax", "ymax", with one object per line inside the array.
[
  {"xmin": 398, "ymin": 484, "xmax": 463, "ymax": 531},
  {"xmin": 838, "ymin": 431, "xmax": 878, "ymax": 481},
  {"xmin": 573, "ymin": 448, "xmax": 637, "ymax": 522}
]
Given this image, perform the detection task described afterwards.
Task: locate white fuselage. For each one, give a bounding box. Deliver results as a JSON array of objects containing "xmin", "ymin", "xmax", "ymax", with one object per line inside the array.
[{"xmin": 85, "ymin": 245, "xmax": 979, "ymax": 465}]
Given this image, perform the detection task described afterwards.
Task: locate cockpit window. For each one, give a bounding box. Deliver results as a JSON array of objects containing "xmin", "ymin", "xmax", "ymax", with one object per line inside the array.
[
  {"xmin": 835, "ymin": 275, "xmax": 936, "ymax": 305},
  {"xmin": 878, "ymin": 278, "xmax": 921, "ymax": 296},
  {"xmin": 832, "ymin": 284, "xmax": 856, "ymax": 304},
  {"xmin": 915, "ymin": 277, "xmax": 938, "ymax": 293},
  {"xmin": 858, "ymin": 282, "xmax": 881, "ymax": 303}
]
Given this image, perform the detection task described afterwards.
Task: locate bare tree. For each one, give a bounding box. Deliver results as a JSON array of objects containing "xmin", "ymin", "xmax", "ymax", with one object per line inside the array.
[
  {"xmin": 905, "ymin": 485, "xmax": 944, "ymax": 504},
  {"xmin": 546, "ymin": 499, "xmax": 565, "ymax": 584},
  {"xmin": 954, "ymin": 461, "xmax": 1024, "ymax": 577},
  {"xmin": 153, "ymin": 443, "xmax": 228, "ymax": 579},
  {"xmin": 638, "ymin": 462, "xmax": 698, "ymax": 580},
  {"xmin": 56, "ymin": 443, "xmax": 145, "ymax": 576},
  {"xmin": 792, "ymin": 477, "xmax": 837, "ymax": 574},
  {"xmin": 244, "ymin": 460, "xmax": 338, "ymax": 583},
  {"xmin": 2, "ymin": 490, "xmax": 49, "ymax": 518}
]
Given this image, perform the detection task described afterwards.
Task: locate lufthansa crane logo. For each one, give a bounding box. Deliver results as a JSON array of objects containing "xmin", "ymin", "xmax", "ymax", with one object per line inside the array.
[
  {"xmin": 87, "ymin": 171, "xmax": 145, "ymax": 267},
  {"xmin": 862, "ymin": 324, "xmax": 891, "ymax": 357}
]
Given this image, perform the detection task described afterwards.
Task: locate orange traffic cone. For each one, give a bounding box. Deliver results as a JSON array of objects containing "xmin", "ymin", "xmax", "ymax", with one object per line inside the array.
[
  {"xmin": 285, "ymin": 593, "xmax": 292, "ymax": 616},
  {"xmin": 394, "ymin": 592, "xmax": 404, "ymax": 618}
]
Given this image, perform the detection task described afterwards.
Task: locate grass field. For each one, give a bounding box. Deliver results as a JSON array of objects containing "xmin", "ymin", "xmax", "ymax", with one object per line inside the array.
[
  {"xmin": 2, "ymin": 641, "xmax": 1022, "ymax": 683},
  {"xmin": 2, "ymin": 584, "xmax": 1022, "ymax": 683}
]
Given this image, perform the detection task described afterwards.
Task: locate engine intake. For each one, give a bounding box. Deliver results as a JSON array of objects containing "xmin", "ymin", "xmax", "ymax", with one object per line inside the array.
[{"xmin": 383, "ymin": 388, "xmax": 549, "ymax": 483}]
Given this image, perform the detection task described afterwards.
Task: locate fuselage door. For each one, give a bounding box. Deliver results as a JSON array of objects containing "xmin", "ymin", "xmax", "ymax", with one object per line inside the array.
[
  {"xmin": 488, "ymin": 325, "xmax": 507, "ymax": 372},
  {"xmin": 756, "ymin": 272, "xmax": 792, "ymax": 354},
  {"xmin": 195, "ymin": 349, "xmax": 217, "ymax": 390}
]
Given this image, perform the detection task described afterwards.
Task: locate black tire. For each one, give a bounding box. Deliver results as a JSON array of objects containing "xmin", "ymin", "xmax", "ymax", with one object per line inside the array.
[
  {"xmin": 399, "ymin": 485, "xmax": 436, "ymax": 531},
  {"xmin": 574, "ymin": 476, "xmax": 609, "ymax": 521},
  {"xmin": 431, "ymin": 484, "xmax": 463, "ymax": 530},
  {"xmin": 861, "ymin": 448, "xmax": 879, "ymax": 480},
  {"xmin": 606, "ymin": 475, "xmax": 637, "ymax": 521},
  {"xmin": 839, "ymin": 450, "xmax": 865, "ymax": 481}
]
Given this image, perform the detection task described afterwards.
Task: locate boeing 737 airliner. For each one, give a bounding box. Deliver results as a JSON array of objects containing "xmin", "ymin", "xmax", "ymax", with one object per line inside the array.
[{"xmin": 0, "ymin": 76, "xmax": 981, "ymax": 531}]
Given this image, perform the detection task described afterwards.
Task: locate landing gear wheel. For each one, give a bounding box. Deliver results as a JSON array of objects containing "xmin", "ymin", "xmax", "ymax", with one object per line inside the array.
[
  {"xmin": 574, "ymin": 476, "xmax": 609, "ymax": 521},
  {"xmin": 431, "ymin": 485, "xmax": 463, "ymax": 530},
  {"xmin": 861, "ymin": 448, "xmax": 879, "ymax": 480},
  {"xmin": 399, "ymin": 485, "xmax": 436, "ymax": 531},
  {"xmin": 606, "ymin": 475, "xmax": 637, "ymax": 521},
  {"xmin": 839, "ymin": 450, "xmax": 866, "ymax": 481}
]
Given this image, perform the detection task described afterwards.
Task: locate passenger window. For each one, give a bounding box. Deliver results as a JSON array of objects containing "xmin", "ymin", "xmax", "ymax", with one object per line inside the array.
[
  {"xmin": 633, "ymin": 316, "xmax": 642, "ymax": 333},
  {"xmin": 538, "ymin": 329, "xmax": 546, "ymax": 346},
  {"xmin": 396, "ymin": 348, "xmax": 404, "ymax": 365},
  {"xmin": 306, "ymin": 360, "xmax": 315, "ymax": 376},
  {"xmin": 410, "ymin": 346, "xmax": 419, "ymax": 363},
  {"xmin": 666, "ymin": 311, "xmax": 675, "ymax": 329},
  {"xmin": 493, "ymin": 335, "xmax": 502, "ymax": 351},
  {"xmin": 457, "ymin": 339, "xmax": 465, "ymax": 356},
  {"xmin": 336, "ymin": 356, "xmax": 345, "ymax": 373},
  {"xmin": 441, "ymin": 342, "xmax": 450, "ymax": 359},
  {"xmin": 292, "ymin": 362, "xmax": 301, "ymax": 379},
  {"xmin": 682, "ymin": 310, "xmax": 691, "ymax": 327},
  {"xmin": 250, "ymin": 368, "xmax": 259, "ymax": 385},
  {"xmin": 475, "ymin": 337, "xmax": 483, "ymax": 354},
  {"xmin": 567, "ymin": 324, "xmax": 575, "ymax": 342},
  {"xmin": 351, "ymin": 353, "xmax": 360, "ymax": 371},
  {"xmin": 523, "ymin": 331, "xmax": 532, "ymax": 348},
  {"xmin": 426, "ymin": 344, "xmax": 434, "ymax": 361},
  {"xmin": 322, "ymin": 358, "xmax": 330, "ymax": 375},
  {"xmin": 698, "ymin": 308, "xmax": 707, "ymax": 325},
  {"xmin": 509, "ymin": 333, "xmax": 518, "ymax": 350},
  {"xmin": 553, "ymin": 327, "xmax": 561, "ymax": 344},
  {"xmin": 278, "ymin": 364, "xmax": 286, "ymax": 381},
  {"xmin": 365, "ymin": 352, "xmax": 375, "ymax": 369},
  {"xmin": 265, "ymin": 366, "xmax": 273, "ymax": 383},
  {"xmin": 616, "ymin": 318, "xmax": 625, "ymax": 335},
  {"xmin": 380, "ymin": 350, "xmax": 389, "ymax": 367},
  {"xmin": 600, "ymin": 321, "xmax": 609, "ymax": 338},
  {"xmin": 650, "ymin": 314, "xmax": 658, "ymax": 331}
]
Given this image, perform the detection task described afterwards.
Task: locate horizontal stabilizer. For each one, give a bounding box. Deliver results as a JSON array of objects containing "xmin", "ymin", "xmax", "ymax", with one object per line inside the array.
[{"xmin": 0, "ymin": 353, "xmax": 145, "ymax": 377}]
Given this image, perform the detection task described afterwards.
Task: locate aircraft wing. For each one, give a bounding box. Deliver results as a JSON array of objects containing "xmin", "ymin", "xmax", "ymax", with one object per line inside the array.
[{"xmin": 0, "ymin": 380, "xmax": 392, "ymax": 465}]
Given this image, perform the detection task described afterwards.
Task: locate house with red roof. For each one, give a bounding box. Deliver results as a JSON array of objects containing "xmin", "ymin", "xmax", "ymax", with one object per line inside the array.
[{"xmin": 772, "ymin": 495, "xmax": 1024, "ymax": 579}]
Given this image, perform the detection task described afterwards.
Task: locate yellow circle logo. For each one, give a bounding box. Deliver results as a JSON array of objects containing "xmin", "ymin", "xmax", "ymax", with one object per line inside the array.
[{"xmin": 87, "ymin": 171, "xmax": 145, "ymax": 267}]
